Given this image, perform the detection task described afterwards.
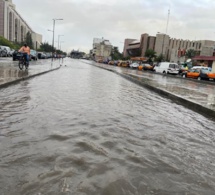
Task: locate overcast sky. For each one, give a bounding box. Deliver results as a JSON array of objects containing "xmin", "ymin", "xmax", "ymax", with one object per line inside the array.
[{"xmin": 13, "ymin": 0, "xmax": 215, "ymax": 53}]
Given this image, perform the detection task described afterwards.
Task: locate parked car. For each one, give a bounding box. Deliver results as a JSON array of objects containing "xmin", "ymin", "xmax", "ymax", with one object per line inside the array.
[
  {"xmin": 9, "ymin": 49, "xmax": 15, "ymax": 56},
  {"xmin": 38, "ymin": 52, "xmax": 47, "ymax": 59},
  {"xmin": 138, "ymin": 63, "xmax": 154, "ymax": 71},
  {"xmin": 0, "ymin": 47, "xmax": 7, "ymax": 57},
  {"xmin": 181, "ymin": 68, "xmax": 215, "ymax": 81},
  {"xmin": 12, "ymin": 50, "xmax": 22, "ymax": 61},
  {"xmin": 108, "ymin": 61, "xmax": 115, "ymax": 65},
  {"xmin": 130, "ymin": 62, "xmax": 140, "ymax": 68},
  {"xmin": 30, "ymin": 49, "xmax": 38, "ymax": 60},
  {"xmin": 0, "ymin": 46, "xmax": 11, "ymax": 57},
  {"xmin": 118, "ymin": 61, "xmax": 129, "ymax": 67},
  {"xmin": 154, "ymin": 62, "xmax": 180, "ymax": 74},
  {"xmin": 179, "ymin": 65, "xmax": 188, "ymax": 74},
  {"xmin": 143, "ymin": 63, "xmax": 155, "ymax": 71}
]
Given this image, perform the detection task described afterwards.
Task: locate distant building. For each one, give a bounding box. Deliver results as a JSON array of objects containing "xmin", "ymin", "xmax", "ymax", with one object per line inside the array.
[
  {"xmin": 0, "ymin": 0, "xmax": 42, "ymax": 49},
  {"xmin": 123, "ymin": 33, "xmax": 215, "ymax": 63},
  {"xmin": 70, "ymin": 50, "xmax": 85, "ymax": 59},
  {"xmin": 92, "ymin": 38, "xmax": 112, "ymax": 61}
]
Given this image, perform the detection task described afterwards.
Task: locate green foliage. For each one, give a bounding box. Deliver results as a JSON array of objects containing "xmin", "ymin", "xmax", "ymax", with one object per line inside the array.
[
  {"xmin": 0, "ymin": 35, "xmax": 32, "ymax": 50},
  {"xmin": 40, "ymin": 42, "xmax": 55, "ymax": 52},
  {"xmin": 122, "ymin": 56, "xmax": 130, "ymax": 60},
  {"xmin": 0, "ymin": 36, "xmax": 16, "ymax": 49},
  {"xmin": 145, "ymin": 49, "xmax": 157, "ymax": 59},
  {"xmin": 145, "ymin": 49, "xmax": 157, "ymax": 63},
  {"xmin": 186, "ymin": 49, "xmax": 196, "ymax": 58},
  {"xmin": 25, "ymin": 31, "xmax": 34, "ymax": 49},
  {"xmin": 111, "ymin": 46, "xmax": 123, "ymax": 60},
  {"xmin": 155, "ymin": 54, "xmax": 165, "ymax": 62},
  {"xmin": 39, "ymin": 42, "xmax": 64, "ymax": 54}
]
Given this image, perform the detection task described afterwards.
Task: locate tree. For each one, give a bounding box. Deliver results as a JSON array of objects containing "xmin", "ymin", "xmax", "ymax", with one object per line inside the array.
[
  {"xmin": 155, "ymin": 54, "xmax": 165, "ymax": 62},
  {"xmin": 145, "ymin": 49, "xmax": 157, "ymax": 64},
  {"xmin": 145, "ymin": 49, "xmax": 157, "ymax": 59},
  {"xmin": 111, "ymin": 46, "xmax": 123, "ymax": 60},
  {"xmin": 39, "ymin": 42, "xmax": 55, "ymax": 52},
  {"xmin": 186, "ymin": 49, "xmax": 196, "ymax": 59},
  {"xmin": 25, "ymin": 31, "xmax": 34, "ymax": 49}
]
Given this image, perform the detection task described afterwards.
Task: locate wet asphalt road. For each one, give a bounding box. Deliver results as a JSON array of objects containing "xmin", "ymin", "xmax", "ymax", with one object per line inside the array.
[
  {"xmin": 89, "ymin": 61, "xmax": 215, "ymax": 112},
  {"xmin": 0, "ymin": 58, "xmax": 215, "ymax": 195}
]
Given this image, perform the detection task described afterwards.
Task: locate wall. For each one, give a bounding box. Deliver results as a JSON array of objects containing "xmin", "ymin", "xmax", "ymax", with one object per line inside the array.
[{"xmin": 0, "ymin": 0, "xmax": 4, "ymax": 37}]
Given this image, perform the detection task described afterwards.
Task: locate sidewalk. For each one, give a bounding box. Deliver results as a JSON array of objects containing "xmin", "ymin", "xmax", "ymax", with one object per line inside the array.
[
  {"xmin": 86, "ymin": 60, "xmax": 215, "ymax": 119},
  {"xmin": 0, "ymin": 58, "xmax": 61, "ymax": 88}
]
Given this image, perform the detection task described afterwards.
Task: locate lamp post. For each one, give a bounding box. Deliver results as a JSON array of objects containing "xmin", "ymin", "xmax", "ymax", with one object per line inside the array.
[
  {"xmin": 58, "ymin": 35, "xmax": 64, "ymax": 50},
  {"xmin": 60, "ymin": 41, "xmax": 64, "ymax": 50},
  {"xmin": 51, "ymin": 18, "xmax": 63, "ymax": 61}
]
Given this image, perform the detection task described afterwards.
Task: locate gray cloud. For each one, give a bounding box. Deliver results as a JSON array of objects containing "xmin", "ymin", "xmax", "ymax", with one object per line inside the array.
[{"xmin": 13, "ymin": 0, "xmax": 215, "ymax": 53}]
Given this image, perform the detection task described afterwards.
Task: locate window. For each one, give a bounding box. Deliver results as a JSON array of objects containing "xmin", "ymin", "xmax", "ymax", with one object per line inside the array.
[{"xmin": 169, "ymin": 64, "xmax": 175, "ymax": 68}]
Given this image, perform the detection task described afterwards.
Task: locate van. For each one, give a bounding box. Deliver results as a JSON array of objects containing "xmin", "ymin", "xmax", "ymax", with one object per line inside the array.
[{"xmin": 154, "ymin": 62, "xmax": 179, "ymax": 74}]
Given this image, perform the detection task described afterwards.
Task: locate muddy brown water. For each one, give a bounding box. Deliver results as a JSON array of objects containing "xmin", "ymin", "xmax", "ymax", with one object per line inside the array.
[{"xmin": 0, "ymin": 59, "xmax": 215, "ymax": 195}]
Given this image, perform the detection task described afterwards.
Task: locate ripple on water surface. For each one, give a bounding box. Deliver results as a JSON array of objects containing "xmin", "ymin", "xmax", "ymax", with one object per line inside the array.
[{"xmin": 0, "ymin": 59, "xmax": 215, "ymax": 194}]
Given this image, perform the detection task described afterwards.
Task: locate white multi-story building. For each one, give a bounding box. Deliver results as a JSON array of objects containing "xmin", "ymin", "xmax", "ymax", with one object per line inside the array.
[
  {"xmin": 0, "ymin": 0, "xmax": 42, "ymax": 49},
  {"xmin": 93, "ymin": 38, "xmax": 112, "ymax": 61}
]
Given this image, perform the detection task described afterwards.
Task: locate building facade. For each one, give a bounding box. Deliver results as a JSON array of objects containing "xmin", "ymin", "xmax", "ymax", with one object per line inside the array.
[
  {"xmin": 92, "ymin": 38, "xmax": 112, "ymax": 61},
  {"xmin": 123, "ymin": 32, "xmax": 215, "ymax": 63},
  {"xmin": 0, "ymin": 0, "xmax": 42, "ymax": 49}
]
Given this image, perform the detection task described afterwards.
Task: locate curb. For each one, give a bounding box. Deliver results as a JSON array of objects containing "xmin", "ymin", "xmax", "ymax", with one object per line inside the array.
[
  {"xmin": 88, "ymin": 62, "xmax": 215, "ymax": 120},
  {"xmin": 119, "ymin": 73, "xmax": 215, "ymax": 120},
  {"xmin": 0, "ymin": 66, "xmax": 61, "ymax": 89}
]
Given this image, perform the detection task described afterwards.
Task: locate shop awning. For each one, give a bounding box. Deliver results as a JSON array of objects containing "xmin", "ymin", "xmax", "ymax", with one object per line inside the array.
[{"xmin": 192, "ymin": 56, "xmax": 215, "ymax": 61}]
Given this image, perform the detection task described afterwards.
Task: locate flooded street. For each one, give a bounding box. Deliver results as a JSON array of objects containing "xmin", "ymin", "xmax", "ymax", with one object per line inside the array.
[{"xmin": 0, "ymin": 59, "xmax": 215, "ymax": 195}]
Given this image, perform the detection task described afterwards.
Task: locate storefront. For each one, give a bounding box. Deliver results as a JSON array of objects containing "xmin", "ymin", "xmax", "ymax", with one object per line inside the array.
[{"xmin": 192, "ymin": 56, "xmax": 215, "ymax": 72}]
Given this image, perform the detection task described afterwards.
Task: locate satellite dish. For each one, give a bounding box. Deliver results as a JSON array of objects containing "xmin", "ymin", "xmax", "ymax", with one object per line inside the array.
[{"xmin": 186, "ymin": 59, "xmax": 191, "ymax": 63}]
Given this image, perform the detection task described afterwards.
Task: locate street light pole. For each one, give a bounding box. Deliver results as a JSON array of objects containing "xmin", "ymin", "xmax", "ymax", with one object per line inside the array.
[
  {"xmin": 51, "ymin": 18, "xmax": 63, "ymax": 61},
  {"xmin": 58, "ymin": 35, "xmax": 64, "ymax": 50},
  {"xmin": 60, "ymin": 41, "xmax": 64, "ymax": 50}
]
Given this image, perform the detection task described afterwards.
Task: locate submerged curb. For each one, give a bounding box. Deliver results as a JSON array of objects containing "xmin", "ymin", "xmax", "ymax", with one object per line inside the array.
[
  {"xmin": 119, "ymin": 73, "xmax": 215, "ymax": 120},
  {"xmin": 89, "ymin": 62, "xmax": 215, "ymax": 120},
  {"xmin": 0, "ymin": 66, "xmax": 61, "ymax": 89}
]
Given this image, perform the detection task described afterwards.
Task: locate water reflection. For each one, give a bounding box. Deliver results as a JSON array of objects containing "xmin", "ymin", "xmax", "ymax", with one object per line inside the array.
[
  {"xmin": 0, "ymin": 67, "xmax": 29, "ymax": 80},
  {"xmin": 0, "ymin": 59, "xmax": 215, "ymax": 195}
]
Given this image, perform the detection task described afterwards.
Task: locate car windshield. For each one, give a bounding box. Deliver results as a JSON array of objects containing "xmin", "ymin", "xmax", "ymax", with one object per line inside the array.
[{"xmin": 201, "ymin": 69, "xmax": 210, "ymax": 73}]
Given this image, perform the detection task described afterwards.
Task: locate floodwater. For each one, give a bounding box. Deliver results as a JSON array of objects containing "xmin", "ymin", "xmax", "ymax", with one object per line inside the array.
[{"xmin": 0, "ymin": 59, "xmax": 215, "ymax": 195}]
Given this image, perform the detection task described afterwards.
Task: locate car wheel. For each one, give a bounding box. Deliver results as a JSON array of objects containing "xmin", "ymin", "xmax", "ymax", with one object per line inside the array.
[{"xmin": 197, "ymin": 77, "xmax": 201, "ymax": 80}]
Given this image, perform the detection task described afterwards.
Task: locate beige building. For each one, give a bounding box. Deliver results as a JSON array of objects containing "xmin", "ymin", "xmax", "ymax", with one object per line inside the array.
[
  {"xmin": 0, "ymin": 0, "xmax": 42, "ymax": 49},
  {"xmin": 93, "ymin": 38, "xmax": 112, "ymax": 61},
  {"xmin": 123, "ymin": 32, "xmax": 215, "ymax": 63}
]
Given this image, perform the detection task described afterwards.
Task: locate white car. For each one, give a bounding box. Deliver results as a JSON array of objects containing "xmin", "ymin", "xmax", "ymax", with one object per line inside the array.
[
  {"xmin": 192, "ymin": 66, "xmax": 211, "ymax": 71},
  {"xmin": 129, "ymin": 62, "xmax": 140, "ymax": 68}
]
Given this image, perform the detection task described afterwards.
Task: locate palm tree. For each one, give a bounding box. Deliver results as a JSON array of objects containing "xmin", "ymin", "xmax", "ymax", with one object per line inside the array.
[
  {"xmin": 155, "ymin": 54, "xmax": 165, "ymax": 62},
  {"xmin": 186, "ymin": 49, "xmax": 196, "ymax": 59},
  {"xmin": 145, "ymin": 49, "xmax": 157, "ymax": 64}
]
